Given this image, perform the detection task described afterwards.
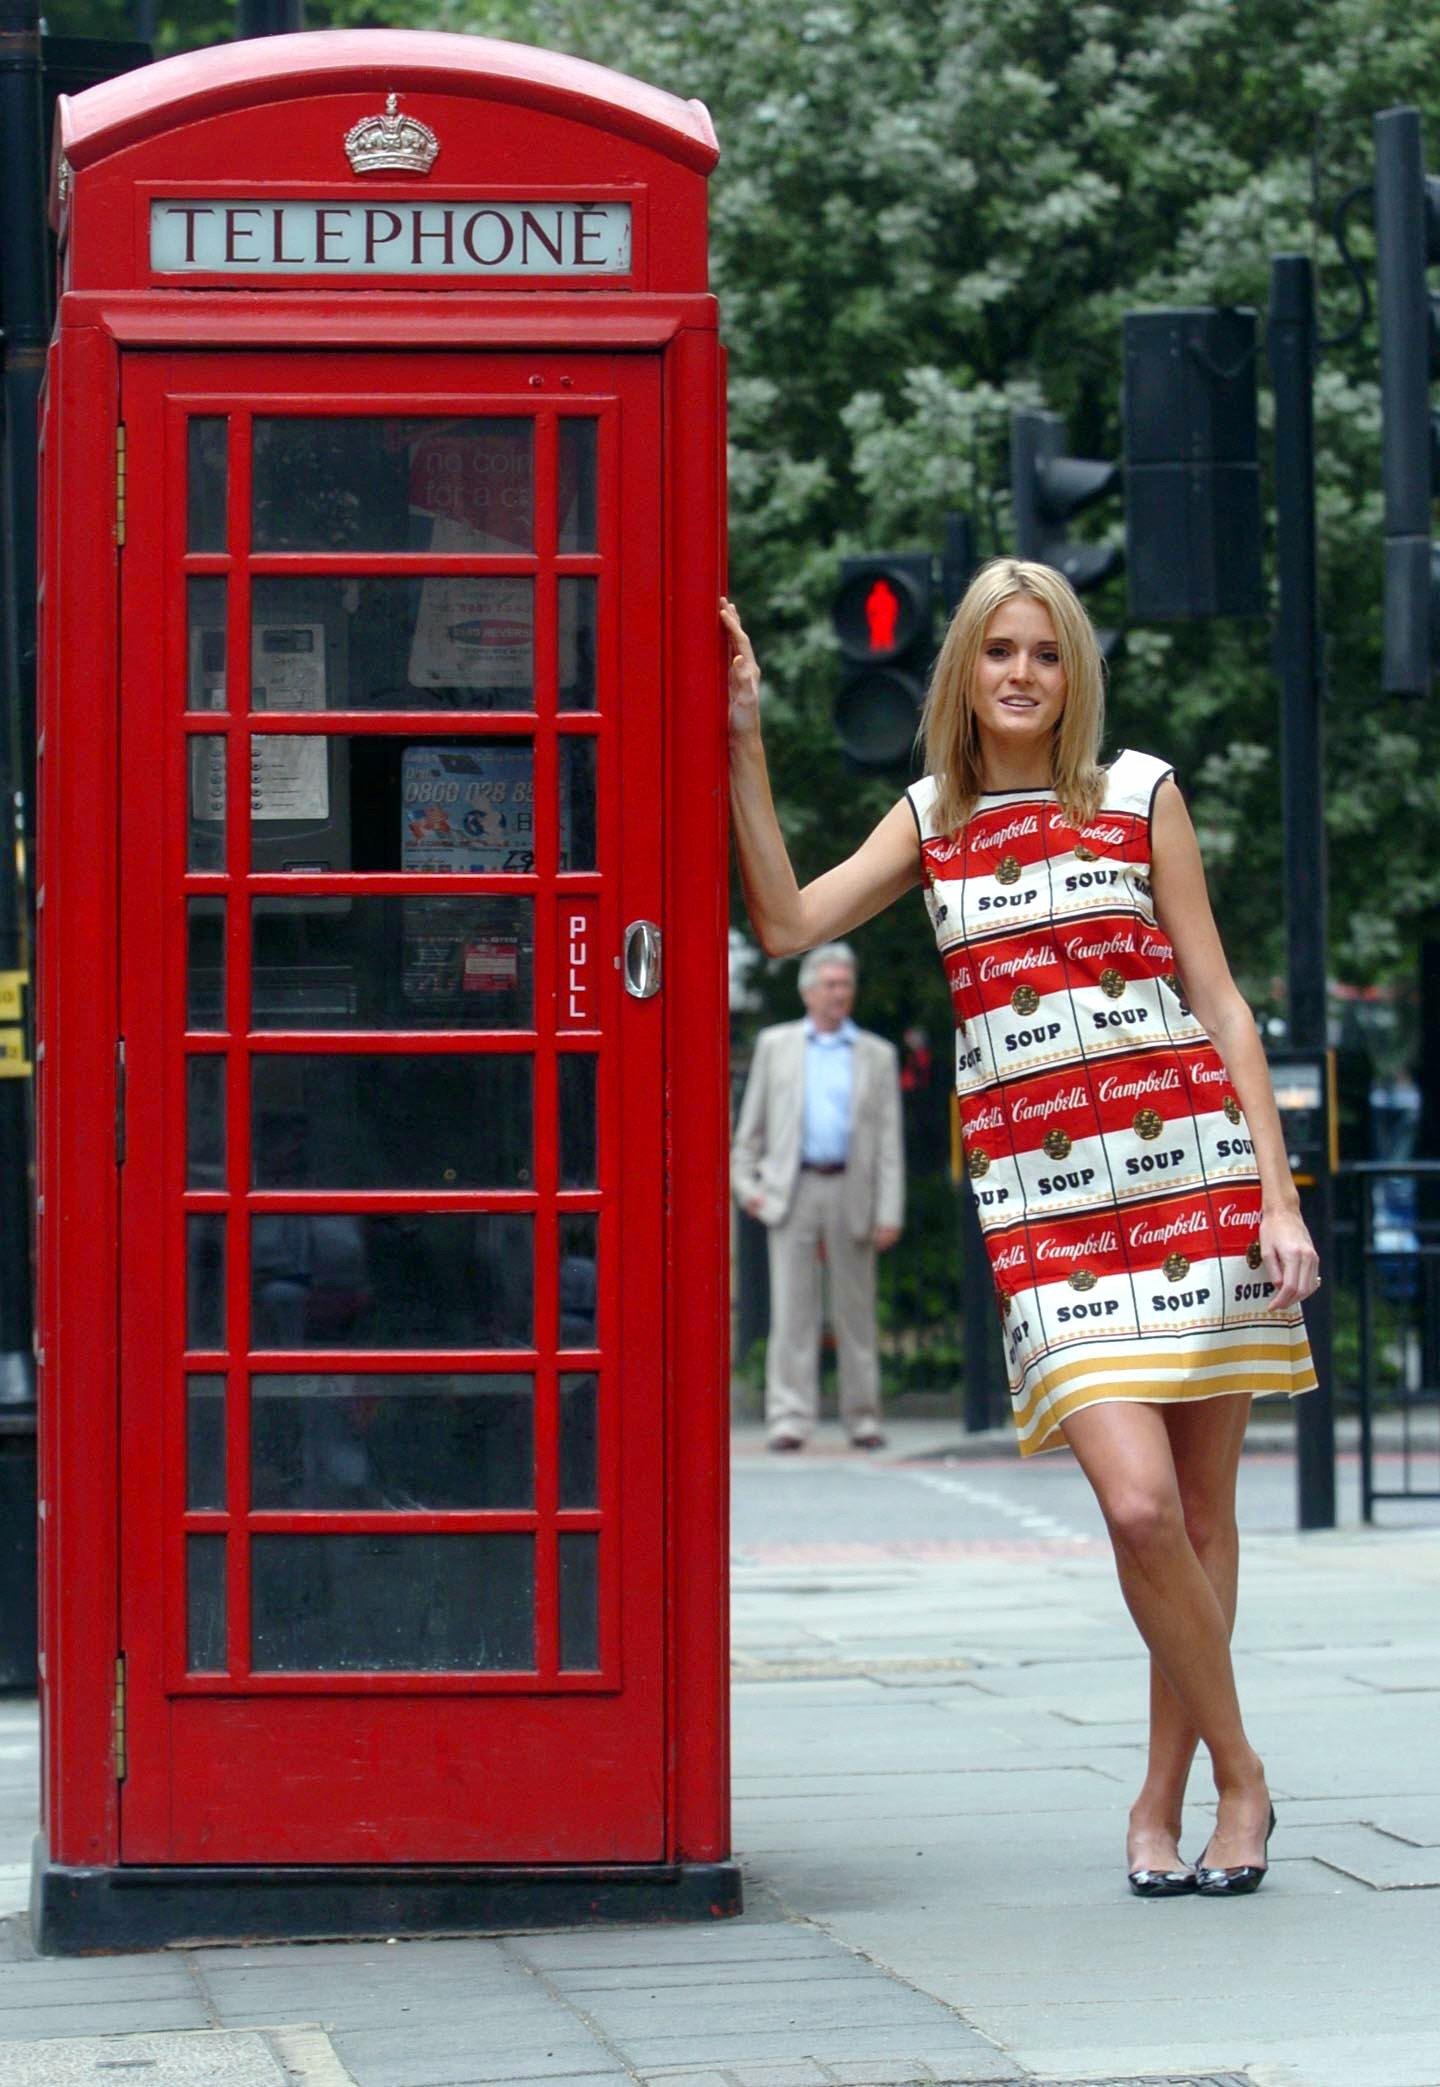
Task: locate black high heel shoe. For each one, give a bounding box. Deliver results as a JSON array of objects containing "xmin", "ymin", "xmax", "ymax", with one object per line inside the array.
[
  {"xmin": 1195, "ymin": 1804, "xmax": 1276, "ymax": 1897},
  {"xmin": 1127, "ymin": 1864, "xmax": 1197, "ymax": 1899}
]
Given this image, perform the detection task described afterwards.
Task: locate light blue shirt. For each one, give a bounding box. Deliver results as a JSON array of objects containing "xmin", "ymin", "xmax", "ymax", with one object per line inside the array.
[{"xmin": 801, "ymin": 1017, "xmax": 858, "ymax": 1166}]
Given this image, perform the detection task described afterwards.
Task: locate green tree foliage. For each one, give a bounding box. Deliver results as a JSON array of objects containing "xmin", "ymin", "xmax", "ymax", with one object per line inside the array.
[
  {"xmin": 447, "ymin": 0, "xmax": 1438, "ymax": 1047},
  {"xmin": 45, "ymin": 0, "xmax": 1440, "ymax": 1048},
  {"xmin": 42, "ymin": 0, "xmax": 415, "ymax": 59}
]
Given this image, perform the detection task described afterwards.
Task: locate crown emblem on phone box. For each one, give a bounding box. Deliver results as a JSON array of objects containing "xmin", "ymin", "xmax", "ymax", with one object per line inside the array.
[{"xmin": 345, "ymin": 94, "xmax": 440, "ymax": 176}]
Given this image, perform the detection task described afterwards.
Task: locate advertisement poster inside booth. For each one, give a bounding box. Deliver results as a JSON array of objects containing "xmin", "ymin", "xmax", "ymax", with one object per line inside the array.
[{"xmin": 405, "ymin": 422, "xmax": 587, "ymax": 697}]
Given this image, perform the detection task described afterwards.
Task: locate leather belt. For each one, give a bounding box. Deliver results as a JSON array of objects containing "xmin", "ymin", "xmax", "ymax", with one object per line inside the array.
[{"xmin": 801, "ymin": 1161, "xmax": 847, "ymax": 1175}]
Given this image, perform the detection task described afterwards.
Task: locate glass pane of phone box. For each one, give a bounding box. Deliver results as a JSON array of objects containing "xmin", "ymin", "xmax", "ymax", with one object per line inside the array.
[
  {"xmin": 251, "ymin": 418, "xmax": 535, "ymax": 555},
  {"xmin": 251, "ymin": 1533, "xmax": 534, "ymax": 1672},
  {"xmin": 252, "ymin": 576, "xmax": 535, "ymax": 713},
  {"xmin": 251, "ymin": 1373, "xmax": 533, "ymax": 1510},
  {"xmin": 251, "ymin": 1053, "xmax": 532, "ymax": 1190},
  {"xmin": 245, "ymin": 741, "xmax": 548, "ymax": 878},
  {"xmin": 254, "ymin": 895, "xmax": 534, "ymax": 1029},
  {"xmin": 251, "ymin": 1212, "xmax": 532, "ymax": 1350}
]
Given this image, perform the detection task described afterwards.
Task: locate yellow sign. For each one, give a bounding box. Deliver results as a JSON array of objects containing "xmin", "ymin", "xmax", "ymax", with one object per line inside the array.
[
  {"xmin": 0, "ymin": 971, "xmax": 26, "ymax": 1022},
  {"xmin": 0, "ymin": 1027, "xmax": 31, "ymax": 1076}
]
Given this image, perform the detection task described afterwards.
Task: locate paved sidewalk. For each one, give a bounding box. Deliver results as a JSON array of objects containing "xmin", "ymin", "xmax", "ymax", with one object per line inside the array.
[{"xmin": 2, "ymin": 1432, "xmax": 1438, "ymax": 2087}]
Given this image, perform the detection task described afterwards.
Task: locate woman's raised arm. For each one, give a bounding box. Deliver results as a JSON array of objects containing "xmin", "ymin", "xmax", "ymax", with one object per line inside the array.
[{"xmin": 723, "ymin": 598, "xmax": 922, "ymax": 958}]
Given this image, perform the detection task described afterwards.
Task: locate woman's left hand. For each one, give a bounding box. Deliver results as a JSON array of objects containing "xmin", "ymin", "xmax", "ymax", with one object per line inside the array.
[
  {"xmin": 1260, "ymin": 1204, "xmax": 1321, "ymax": 1311},
  {"xmin": 721, "ymin": 598, "xmax": 762, "ymax": 739}
]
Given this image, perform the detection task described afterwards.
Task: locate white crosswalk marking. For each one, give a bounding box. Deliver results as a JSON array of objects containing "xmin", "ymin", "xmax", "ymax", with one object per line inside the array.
[{"xmin": 863, "ymin": 1460, "xmax": 1092, "ymax": 1543}]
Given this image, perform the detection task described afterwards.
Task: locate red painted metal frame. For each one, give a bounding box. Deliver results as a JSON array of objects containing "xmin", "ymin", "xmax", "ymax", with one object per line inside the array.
[
  {"xmin": 38, "ymin": 318, "xmax": 125, "ymax": 1870},
  {"xmin": 38, "ymin": 31, "xmax": 729, "ymax": 1882},
  {"xmin": 56, "ymin": 32, "xmax": 719, "ymax": 184},
  {"xmin": 53, "ymin": 34, "xmax": 716, "ymax": 297},
  {"xmin": 115, "ymin": 353, "xmax": 667, "ymax": 1863}
]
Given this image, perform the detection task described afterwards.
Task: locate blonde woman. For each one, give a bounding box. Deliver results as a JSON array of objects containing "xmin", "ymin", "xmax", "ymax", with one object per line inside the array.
[{"xmin": 724, "ymin": 560, "xmax": 1318, "ymax": 1897}]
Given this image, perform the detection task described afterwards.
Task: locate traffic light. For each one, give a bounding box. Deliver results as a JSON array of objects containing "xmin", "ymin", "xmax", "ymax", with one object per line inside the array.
[
  {"xmin": 1374, "ymin": 106, "xmax": 1440, "ymax": 695},
  {"xmin": 831, "ymin": 554, "xmax": 935, "ymax": 768},
  {"xmin": 1009, "ymin": 409, "xmax": 1121, "ymax": 592},
  {"xmin": 1121, "ymin": 309, "xmax": 1264, "ymax": 620}
]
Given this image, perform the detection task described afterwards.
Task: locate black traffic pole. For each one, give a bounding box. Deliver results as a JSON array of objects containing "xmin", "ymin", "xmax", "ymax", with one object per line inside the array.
[
  {"xmin": 1266, "ymin": 255, "xmax": 1336, "ymax": 1530},
  {"xmin": 0, "ymin": 0, "xmax": 45, "ymax": 1417},
  {"xmin": 941, "ymin": 513, "xmax": 1002, "ymax": 1433}
]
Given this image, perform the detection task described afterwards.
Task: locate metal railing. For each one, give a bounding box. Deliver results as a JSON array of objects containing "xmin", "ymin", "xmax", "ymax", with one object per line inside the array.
[{"xmin": 1336, "ymin": 1160, "xmax": 1440, "ymax": 1519}]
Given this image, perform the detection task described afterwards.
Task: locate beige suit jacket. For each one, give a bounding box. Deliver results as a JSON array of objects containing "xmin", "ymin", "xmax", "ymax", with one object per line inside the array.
[{"xmin": 731, "ymin": 1020, "xmax": 905, "ymax": 1240}]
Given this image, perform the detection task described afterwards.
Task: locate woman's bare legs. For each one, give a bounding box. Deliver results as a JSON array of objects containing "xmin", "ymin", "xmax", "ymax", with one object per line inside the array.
[
  {"xmin": 1060, "ymin": 1398, "xmax": 1271, "ymax": 1872},
  {"xmin": 1126, "ymin": 1397, "xmax": 1252, "ymax": 1870}
]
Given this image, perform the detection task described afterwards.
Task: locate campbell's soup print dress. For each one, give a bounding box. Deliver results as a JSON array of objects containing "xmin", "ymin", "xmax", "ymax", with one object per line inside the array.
[{"xmin": 908, "ymin": 750, "xmax": 1317, "ymax": 1456}]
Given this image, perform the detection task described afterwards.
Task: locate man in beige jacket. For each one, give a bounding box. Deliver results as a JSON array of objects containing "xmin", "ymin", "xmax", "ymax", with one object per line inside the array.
[{"xmin": 732, "ymin": 943, "xmax": 904, "ymax": 1451}]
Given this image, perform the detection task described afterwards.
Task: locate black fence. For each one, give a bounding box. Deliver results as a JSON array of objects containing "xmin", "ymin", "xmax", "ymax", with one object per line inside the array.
[{"xmin": 1335, "ymin": 1161, "xmax": 1440, "ymax": 1519}]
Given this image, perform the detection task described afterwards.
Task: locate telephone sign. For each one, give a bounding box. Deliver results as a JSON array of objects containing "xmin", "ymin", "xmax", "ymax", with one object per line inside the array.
[
  {"xmin": 35, "ymin": 30, "xmax": 733, "ymax": 1951},
  {"xmin": 150, "ymin": 199, "xmax": 634, "ymax": 275}
]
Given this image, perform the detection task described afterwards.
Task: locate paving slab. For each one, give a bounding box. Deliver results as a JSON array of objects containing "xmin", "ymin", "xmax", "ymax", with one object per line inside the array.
[
  {"xmin": 326, "ymin": 2019, "xmax": 623, "ymax": 2087},
  {"xmin": 617, "ymin": 2045, "xmax": 1022, "ymax": 2078},
  {"xmin": 212, "ymin": 1985, "xmax": 565, "ymax": 2040},
  {"xmin": 508, "ymin": 1925, "xmax": 839, "ymax": 1970},
  {"xmin": 568, "ymin": 1982, "xmax": 965, "ymax": 2040},
  {"xmin": 198, "ymin": 1954, "xmax": 540, "ymax": 2033},
  {"xmin": 825, "ymin": 2069, "xmax": 1019, "ymax": 2087},
  {"xmin": 334, "ymin": 2069, "xmax": 624, "ymax": 2087},
  {"xmin": 1342, "ymin": 1793, "xmax": 1440, "ymax": 1843},
  {"xmin": 1, "ymin": 1446, "xmax": 1438, "ymax": 2087},
  {"xmin": 430, "ymin": 2077, "xmax": 625, "ymax": 2087},
  {"xmin": 1300, "ymin": 1821, "xmax": 1440, "ymax": 1889},
  {"xmin": 733, "ymin": 1766, "xmax": 1127, "ymax": 1851},
  {"xmin": 635, "ymin": 2068, "xmax": 837, "ymax": 2087},
  {"xmin": 541, "ymin": 1958, "xmax": 879, "ymax": 1996},
  {"xmin": 0, "ymin": 1969, "xmax": 202, "ymax": 2007},
  {"xmin": 1247, "ymin": 2045, "xmax": 1440, "ymax": 2087},
  {"xmin": 1029, "ymin": 2079, "xmax": 1251, "ymax": 2087},
  {"xmin": 632, "ymin": 2061, "xmax": 1018, "ymax": 2085},
  {"xmin": 266, "ymin": 2026, "xmax": 360, "ymax": 2087},
  {"xmin": 0, "ymin": 1948, "xmax": 199, "ymax": 1985},
  {"xmin": 0, "ymin": 1998, "xmax": 214, "ymax": 2043},
  {"xmin": 0, "ymin": 2028, "xmax": 288, "ymax": 2085},
  {"xmin": 189, "ymin": 1936, "xmax": 533, "ymax": 1974}
]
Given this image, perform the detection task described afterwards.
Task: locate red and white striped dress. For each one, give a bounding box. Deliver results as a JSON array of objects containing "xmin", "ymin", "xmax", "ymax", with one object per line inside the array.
[{"xmin": 908, "ymin": 750, "xmax": 1317, "ymax": 1456}]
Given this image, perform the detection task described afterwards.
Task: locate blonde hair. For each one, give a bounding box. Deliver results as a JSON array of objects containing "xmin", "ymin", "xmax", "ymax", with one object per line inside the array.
[{"xmin": 918, "ymin": 558, "xmax": 1107, "ymax": 838}]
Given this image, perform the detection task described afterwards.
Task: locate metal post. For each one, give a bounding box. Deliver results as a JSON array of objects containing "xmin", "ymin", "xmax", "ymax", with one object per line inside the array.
[
  {"xmin": 1374, "ymin": 107, "xmax": 1440, "ymax": 696},
  {"xmin": 958, "ymin": 1190, "xmax": 996, "ymax": 1433},
  {"xmin": 940, "ymin": 514, "xmax": 1001, "ymax": 1433},
  {"xmin": 1357, "ymin": 1170, "xmax": 1374, "ymax": 1523},
  {"xmin": 0, "ymin": 0, "xmax": 44, "ymax": 1415},
  {"xmin": 734, "ymin": 1211, "xmax": 770, "ymax": 1368},
  {"xmin": 1267, "ymin": 255, "xmax": 1336, "ymax": 1530}
]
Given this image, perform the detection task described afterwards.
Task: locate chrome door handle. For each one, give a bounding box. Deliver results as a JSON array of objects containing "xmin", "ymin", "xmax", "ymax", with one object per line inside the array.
[{"xmin": 624, "ymin": 921, "xmax": 662, "ymax": 999}]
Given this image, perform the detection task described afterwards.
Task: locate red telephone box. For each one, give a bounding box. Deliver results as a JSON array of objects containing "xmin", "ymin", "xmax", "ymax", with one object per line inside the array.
[{"xmin": 33, "ymin": 30, "xmax": 734, "ymax": 1951}]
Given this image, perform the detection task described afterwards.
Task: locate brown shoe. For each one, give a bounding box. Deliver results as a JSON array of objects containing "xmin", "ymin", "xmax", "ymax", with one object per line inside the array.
[
  {"xmin": 849, "ymin": 1429, "xmax": 887, "ymax": 1451},
  {"xmin": 767, "ymin": 1433, "xmax": 805, "ymax": 1453}
]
